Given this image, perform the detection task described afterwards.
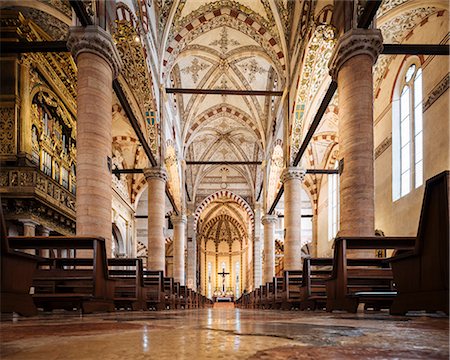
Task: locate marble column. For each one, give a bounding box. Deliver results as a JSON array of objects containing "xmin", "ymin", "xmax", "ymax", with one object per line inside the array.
[
  {"xmin": 281, "ymin": 167, "xmax": 306, "ymax": 270},
  {"xmin": 39, "ymin": 226, "xmax": 51, "ymax": 257},
  {"xmin": 261, "ymin": 215, "xmax": 277, "ymax": 284},
  {"xmin": 329, "ymin": 29, "xmax": 383, "ymax": 237},
  {"xmin": 172, "ymin": 214, "xmax": 187, "ymax": 285},
  {"xmin": 143, "ymin": 167, "xmax": 168, "ymax": 273},
  {"xmin": 253, "ymin": 203, "xmax": 263, "ymax": 288},
  {"xmin": 20, "ymin": 220, "xmax": 38, "ymax": 255},
  {"xmin": 67, "ymin": 26, "xmax": 122, "ymax": 256},
  {"xmin": 21, "ymin": 220, "xmax": 38, "ymax": 236},
  {"xmin": 186, "ymin": 203, "xmax": 197, "ymax": 290}
]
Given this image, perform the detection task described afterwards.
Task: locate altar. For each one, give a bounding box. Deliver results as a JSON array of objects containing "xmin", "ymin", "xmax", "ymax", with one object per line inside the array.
[{"xmin": 213, "ymin": 270, "xmax": 234, "ymax": 302}]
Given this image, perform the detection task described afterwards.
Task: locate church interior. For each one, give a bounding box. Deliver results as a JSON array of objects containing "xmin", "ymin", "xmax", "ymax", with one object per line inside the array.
[{"xmin": 0, "ymin": 0, "xmax": 449, "ymax": 358}]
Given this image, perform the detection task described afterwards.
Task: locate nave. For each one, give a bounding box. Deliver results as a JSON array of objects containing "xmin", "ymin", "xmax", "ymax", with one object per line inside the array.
[{"xmin": 1, "ymin": 308, "xmax": 448, "ymax": 359}]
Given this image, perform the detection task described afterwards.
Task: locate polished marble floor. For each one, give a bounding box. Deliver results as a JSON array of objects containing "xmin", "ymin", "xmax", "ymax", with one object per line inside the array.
[{"xmin": 1, "ymin": 308, "xmax": 448, "ymax": 359}]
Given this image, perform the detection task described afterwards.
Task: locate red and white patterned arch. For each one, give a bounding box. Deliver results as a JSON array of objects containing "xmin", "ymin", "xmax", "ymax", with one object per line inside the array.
[
  {"xmin": 163, "ymin": 5, "xmax": 285, "ymax": 76},
  {"xmin": 185, "ymin": 105, "xmax": 262, "ymax": 146},
  {"xmin": 194, "ymin": 190, "xmax": 254, "ymax": 231}
]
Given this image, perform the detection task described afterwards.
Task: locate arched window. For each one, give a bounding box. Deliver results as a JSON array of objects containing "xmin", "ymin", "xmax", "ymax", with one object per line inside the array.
[
  {"xmin": 393, "ymin": 60, "xmax": 423, "ymax": 200},
  {"xmin": 235, "ymin": 261, "xmax": 240, "ymax": 298},
  {"xmin": 207, "ymin": 262, "xmax": 212, "ymax": 299},
  {"xmin": 328, "ymin": 159, "xmax": 339, "ymax": 240}
]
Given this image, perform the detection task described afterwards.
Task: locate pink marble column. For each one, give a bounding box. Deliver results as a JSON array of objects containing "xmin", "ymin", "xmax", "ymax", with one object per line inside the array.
[
  {"xmin": 172, "ymin": 214, "xmax": 187, "ymax": 285},
  {"xmin": 143, "ymin": 167, "xmax": 167, "ymax": 273},
  {"xmin": 68, "ymin": 26, "xmax": 122, "ymax": 255},
  {"xmin": 281, "ymin": 167, "xmax": 306, "ymax": 270},
  {"xmin": 261, "ymin": 214, "xmax": 277, "ymax": 284},
  {"xmin": 329, "ymin": 29, "xmax": 383, "ymax": 237}
]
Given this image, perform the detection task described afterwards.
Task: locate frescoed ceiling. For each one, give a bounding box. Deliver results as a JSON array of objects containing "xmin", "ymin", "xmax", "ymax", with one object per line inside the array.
[{"xmin": 163, "ymin": 0, "xmax": 288, "ymax": 204}]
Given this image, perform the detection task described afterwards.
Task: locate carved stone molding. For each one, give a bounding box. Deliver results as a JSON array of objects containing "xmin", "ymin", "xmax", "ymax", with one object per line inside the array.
[
  {"xmin": 67, "ymin": 25, "xmax": 122, "ymax": 79},
  {"xmin": 329, "ymin": 29, "xmax": 383, "ymax": 80},
  {"xmin": 375, "ymin": 135, "xmax": 392, "ymax": 159},
  {"xmin": 143, "ymin": 167, "xmax": 168, "ymax": 183},
  {"xmin": 171, "ymin": 214, "xmax": 187, "ymax": 224},
  {"xmin": 281, "ymin": 167, "xmax": 306, "ymax": 183},
  {"xmin": 261, "ymin": 214, "xmax": 278, "ymax": 225}
]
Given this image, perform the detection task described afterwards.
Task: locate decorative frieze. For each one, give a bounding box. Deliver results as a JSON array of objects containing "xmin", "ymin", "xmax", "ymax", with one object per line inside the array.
[
  {"xmin": 424, "ymin": 73, "xmax": 449, "ymax": 112},
  {"xmin": 0, "ymin": 167, "xmax": 76, "ymax": 216},
  {"xmin": 375, "ymin": 136, "xmax": 392, "ymax": 159}
]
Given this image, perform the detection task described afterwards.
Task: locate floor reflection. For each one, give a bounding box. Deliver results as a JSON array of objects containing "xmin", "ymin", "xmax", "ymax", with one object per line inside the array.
[{"xmin": 1, "ymin": 308, "xmax": 448, "ymax": 359}]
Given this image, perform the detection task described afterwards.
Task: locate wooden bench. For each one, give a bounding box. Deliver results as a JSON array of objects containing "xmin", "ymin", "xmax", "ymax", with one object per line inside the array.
[
  {"xmin": 108, "ymin": 258, "xmax": 145, "ymax": 311},
  {"xmin": 1, "ymin": 209, "xmax": 39, "ymax": 316},
  {"xmin": 8, "ymin": 236, "xmax": 116, "ymax": 313},
  {"xmin": 389, "ymin": 170, "xmax": 449, "ymax": 315},
  {"xmin": 163, "ymin": 277, "xmax": 177, "ymax": 309},
  {"xmin": 326, "ymin": 237, "xmax": 416, "ymax": 313},
  {"xmin": 300, "ymin": 257, "xmax": 333, "ymax": 310},
  {"xmin": 273, "ymin": 276, "xmax": 284, "ymax": 309},
  {"xmin": 179, "ymin": 285, "xmax": 190, "ymax": 309},
  {"xmin": 282, "ymin": 270, "xmax": 303, "ymax": 310},
  {"xmin": 142, "ymin": 270, "xmax": 164, "ymax": 310}
]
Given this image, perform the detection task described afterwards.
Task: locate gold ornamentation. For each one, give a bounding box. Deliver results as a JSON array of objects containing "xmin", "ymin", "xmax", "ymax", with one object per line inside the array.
[{"xmin": 0, "ymin": 107, "xmax": 16, "ymax": 155}]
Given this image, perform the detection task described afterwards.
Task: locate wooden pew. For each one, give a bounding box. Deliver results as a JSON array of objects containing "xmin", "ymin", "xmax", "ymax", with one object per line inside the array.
[
  {"xmin": 282, "ymin": 270, "xmax": 303, "ymax": 310},
  {"xmin": 8, "ymin": 236, "xmax": 116, "ymax": 313},
  {"xmin": 142, "ymin": 270, "xmax": 165, "ymax": 310},
  {"xmin": 273, "ymin": 276, "xmax": 284, "ymax": 309},
  {"xmin": 326, "ymin": 237, "xmax": 416, "ymax": 313},
  {"xmin": 300, "ymin": 257, "xmax": 333, "ymax": 310},
  {"xmin": 389, "ymin": 170, "xmax": 449, "ymax": 315},
  {"xmin": 108, "ymin": 258, "xmax": 145, "ymax": 311},
  {"xmin": 163, "ymin": 277, "xmax": 177, "ymax": 309},
  {"xmin": 264, "ymin": 282, "xmax": 275, "ymax": 309},
  {"xmin": 0, "ymin": 210, "xmax": 39, "ymax": 316},
  {"xmin": 179, "ymin": 285, "xmax": 189, "ymax": 309}
]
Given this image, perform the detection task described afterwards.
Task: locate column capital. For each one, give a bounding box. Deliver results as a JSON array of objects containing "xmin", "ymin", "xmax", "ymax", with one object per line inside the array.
[
  {"xmin": 171, "ymin": 214, "xmax": 187, "ymax": 224},
  {"xmin": 143, "ymin": 167, "xmax": 168, "ymax": 183},
  {"xmin": 261, "ymin": 214, "xmax": 278, "ymax": 225},
  {"xmin": 67, "ymin": 25, "xmax": 122, "ymax": 79},
  {"xmin": 328, "ymin": 28, "xmax": 383, "ymax": 80},
  {"xmin": 281, "ymin": 167, "xmax": 306, "ymax": 184},
  {"xmin": 19, "ymin": 219, "xmax": 39, "ymax": 227}
]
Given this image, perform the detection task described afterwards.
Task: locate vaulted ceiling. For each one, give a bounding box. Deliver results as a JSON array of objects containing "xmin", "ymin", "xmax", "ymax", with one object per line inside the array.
[{"xmin": 163, "ymin": 1, "xmax": 288, "ymax": 205}]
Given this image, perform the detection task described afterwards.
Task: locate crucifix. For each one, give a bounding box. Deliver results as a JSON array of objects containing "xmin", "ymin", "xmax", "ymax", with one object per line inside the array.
[{"xmin": 217, "ymin": 269, "xmax": 230, "ymax": 294}]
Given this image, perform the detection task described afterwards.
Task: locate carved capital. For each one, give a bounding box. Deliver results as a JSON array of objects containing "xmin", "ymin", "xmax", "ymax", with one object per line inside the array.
[
  {"xmin": 281, "ymin": 167, "xmax": 306, "ymax": 183},
  {"xmin": 261, "ymin": 215, "xmax": 278, "ymax": 225},
  {"xmin": 329, "ymin": 29, "xmax": 383, "ymax": 80},
  {"xmin": 143, "ymin": 167, "xmax": 168, "ymax": 183},
  {"xmin": 67, "ymin": 25, "xmax": 122, "ymax": 79},
  {"xmin": 171, "ymin": 214, "xmax": 187, "ymax": 225}
]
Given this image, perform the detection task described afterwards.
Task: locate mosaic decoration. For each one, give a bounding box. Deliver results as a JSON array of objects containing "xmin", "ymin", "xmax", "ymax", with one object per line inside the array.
[{"xmin": 291, "ymin": 24, "xmax": 336, "ymax": 161}]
